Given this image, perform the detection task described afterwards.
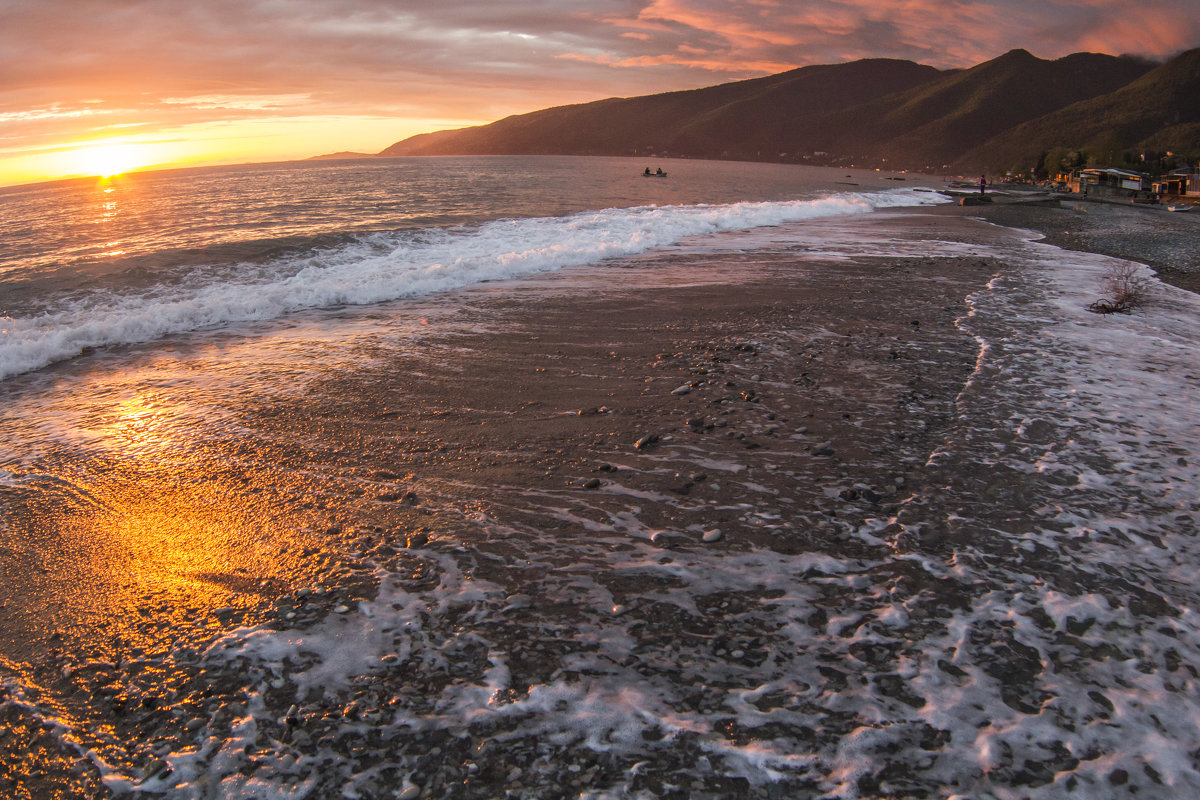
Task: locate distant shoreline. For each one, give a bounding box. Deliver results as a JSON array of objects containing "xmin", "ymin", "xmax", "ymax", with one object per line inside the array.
[{"xmin": 918, "ymin": 191, "xmax": 1200, "ymax": 295}]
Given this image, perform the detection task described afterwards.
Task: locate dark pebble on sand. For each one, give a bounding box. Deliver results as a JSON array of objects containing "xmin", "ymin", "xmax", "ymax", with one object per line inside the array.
[{"xmin": 634, "ymin": 434, "xmax": 660, "ymax": 450}]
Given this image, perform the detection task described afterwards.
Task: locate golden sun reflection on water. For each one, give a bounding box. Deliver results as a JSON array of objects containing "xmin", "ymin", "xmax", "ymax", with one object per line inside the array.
[
  {"xmin": 1, "ymin": 429, "xmax": 318, "ymax": 661},
  {"xmin": 103, "ymin": 490, "xmax": 275, "ymax": 594},
  {"xmin": 103, "ymin": 395, "xmax": 173, "ymax": 454},
  {"xmin": 30, "ymin": 473, "xmax": 315, "ymax": 653},
  {"xmin": 2, "ymin": 370, "xmax": 325, "ymax": 662}
]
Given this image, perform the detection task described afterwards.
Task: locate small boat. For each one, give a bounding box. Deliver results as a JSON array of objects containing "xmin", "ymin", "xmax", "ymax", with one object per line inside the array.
[
  {"xmin": 1167, "ymin": 205, "xmax": 1192, "ymax": 212},
  {"xmin": 642, "ymin": 171, "xmax": 668, "ymax": 178}
]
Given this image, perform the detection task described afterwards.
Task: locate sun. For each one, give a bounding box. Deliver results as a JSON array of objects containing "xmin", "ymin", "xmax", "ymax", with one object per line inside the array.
[{"xmin": 67, "ymin": 142, "xmax": 148, "ymax": 178}]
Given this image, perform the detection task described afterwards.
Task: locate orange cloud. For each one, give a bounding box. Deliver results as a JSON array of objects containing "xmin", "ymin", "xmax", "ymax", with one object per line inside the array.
[{"xmin": 634, "ymin": 0, "xmax": 804, "ymax": 47}]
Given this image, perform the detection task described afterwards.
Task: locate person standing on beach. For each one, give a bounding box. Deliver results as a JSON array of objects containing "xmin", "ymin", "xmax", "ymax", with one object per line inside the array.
[{"xmin": 979, "ymin": 175, "xmax": 987, "ymax": 194}]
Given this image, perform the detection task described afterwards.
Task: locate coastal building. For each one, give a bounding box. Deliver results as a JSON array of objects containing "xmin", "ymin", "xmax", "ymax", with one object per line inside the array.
[
  {"xmin": 1071, "ymin": 168, "xmax": 1152, "ymax": 201},
  {"xmin": 1155, "ymin": 174, "xmax": 1187, "ymax": 195},
  {"xmin": 1148, "ymin": 167, "xmax": 1200, "ymax": 199},
  {"xmin": 1154, "ymin": 167, "xmax": 1196, "ymax": 197}
]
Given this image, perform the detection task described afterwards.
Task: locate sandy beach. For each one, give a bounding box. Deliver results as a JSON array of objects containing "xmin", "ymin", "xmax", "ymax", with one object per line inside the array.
[{"xmin": 3, "ymin": 199, "xmax": 1200, "ymax": 798}]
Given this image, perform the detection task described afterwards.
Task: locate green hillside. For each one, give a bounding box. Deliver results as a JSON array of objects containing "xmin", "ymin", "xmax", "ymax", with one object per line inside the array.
[{"xmin": 962, "ymin": 48, "xmax": 1200, "ymax": 173}]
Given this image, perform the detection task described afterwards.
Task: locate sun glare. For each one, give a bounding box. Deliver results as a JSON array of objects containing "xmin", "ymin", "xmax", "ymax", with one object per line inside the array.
[{"xmin": 68, "ymin": 142, "xmax": 148, "ymax": 178}]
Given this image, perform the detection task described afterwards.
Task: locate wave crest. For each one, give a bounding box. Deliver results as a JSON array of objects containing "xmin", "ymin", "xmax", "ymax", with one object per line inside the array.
[{"xmin": 0, "ymin": 189, "xmax": 946, "ymax": 381}]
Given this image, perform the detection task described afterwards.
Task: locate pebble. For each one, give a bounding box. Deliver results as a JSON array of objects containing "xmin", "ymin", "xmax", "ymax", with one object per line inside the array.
[
  {"xmin": 634, "ymin": 434, "xmax": 660, "ymax": 450},
  {"xmin": 650, "ymin": 530, "xmax": 690, "ymax": 547},
  {"xmin": 702, "ymin": 529, "xmax": 722, "ymax": 542},
  {"xmin": 671, "ymin": 384, "xmax": 692, "ymax": 395},
  {"xmin": 140, "ymin": 758, "xmax": 168, "ymax": 783}
]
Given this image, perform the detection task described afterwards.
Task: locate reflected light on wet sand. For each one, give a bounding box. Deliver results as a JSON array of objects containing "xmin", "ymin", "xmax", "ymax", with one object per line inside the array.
[
  {"xmin": 98, "ymin": 488, "xmax": 283, "ymax": 596},
  {"xmin": 70, "ymin": 478, "xmax": 289, "ymax": 606},
  {"xmin": 101, "ymin": 395, "xmax": 174, "ymax": 455},
  {"xmin": 0, "ymin": 331, "xmax": 347, "ymax": 664},
  {"xmin": 0, "ymin": 432, "xmax": 314, "ymax": 662}
]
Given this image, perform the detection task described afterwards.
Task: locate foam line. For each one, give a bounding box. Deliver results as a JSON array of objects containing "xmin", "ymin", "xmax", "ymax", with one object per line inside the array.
[{"xmin": 0, "ymin": 189, "xmax": 945, "ymax": 381}]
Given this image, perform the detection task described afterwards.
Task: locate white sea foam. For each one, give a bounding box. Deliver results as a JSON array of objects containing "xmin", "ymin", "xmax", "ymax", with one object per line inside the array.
[
  {"xmin": 161, "ymin": 222, "xmax": 1197, "ymax": 798},
  {"xmin": 0, "ymin": 189, "xmax": 945, "ymax": 381},
  {"xmin": 10, "ymin": 208, "xmax": 1199, "ymax": 799}
]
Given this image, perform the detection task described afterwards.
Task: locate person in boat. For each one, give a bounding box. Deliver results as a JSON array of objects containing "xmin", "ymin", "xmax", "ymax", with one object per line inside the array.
[
  {"xmin": 655, "ymin": 167, "xmax": 664, "ymax": 175},
  {"xmin": 644, "ymin": 167, "xmax": 651, "ymax": 175}
]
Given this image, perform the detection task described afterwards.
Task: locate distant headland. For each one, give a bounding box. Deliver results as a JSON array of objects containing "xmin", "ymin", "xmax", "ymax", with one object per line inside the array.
[{"xmin": 319, "ymin": 48, "xmax": 1200, "ymax": 180}]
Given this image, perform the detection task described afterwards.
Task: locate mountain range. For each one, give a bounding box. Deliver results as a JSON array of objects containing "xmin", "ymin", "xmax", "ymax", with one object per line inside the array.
[{"xmin": 353, "ymin": 47, "xmax": 1200, "ymax": 175}]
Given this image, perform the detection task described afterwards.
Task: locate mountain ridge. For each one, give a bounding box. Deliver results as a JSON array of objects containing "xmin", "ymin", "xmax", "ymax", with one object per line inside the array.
[{"xmin": 360, "ymin": 48, "xmax": 1198, "ymax": 175}]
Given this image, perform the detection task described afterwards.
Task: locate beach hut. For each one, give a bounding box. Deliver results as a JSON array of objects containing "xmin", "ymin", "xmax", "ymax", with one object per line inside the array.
[
  {"xmin": 1078, "ymin": 168, "xmax": 1150, "ymax": 199},
  {"xmin": 1155, "ymin": 176, "xmax": 1185, "ymax": 195}
]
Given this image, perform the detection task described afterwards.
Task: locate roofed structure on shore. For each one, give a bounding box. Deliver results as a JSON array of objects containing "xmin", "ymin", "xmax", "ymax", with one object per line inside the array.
[
  {"xmin": 1064, "ymin": 168, "xmax": 1154, "ymax": 200},
  {"xmin": 1081, "ymin": 168, "xmax": 1148, "ymax": 191},
  {"xmin": 1146, "ymin": 166, "xmax": 1200, "ymax": 198}
]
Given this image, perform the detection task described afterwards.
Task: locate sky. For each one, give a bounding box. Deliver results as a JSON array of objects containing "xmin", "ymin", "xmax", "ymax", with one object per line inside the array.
[{"xmin": 2, "ymin": 0, "xmax": 1198, "ymax": 187}]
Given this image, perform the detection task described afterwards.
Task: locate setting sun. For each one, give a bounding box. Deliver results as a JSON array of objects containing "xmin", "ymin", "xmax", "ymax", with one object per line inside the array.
[{"xmin": 67, "ymin": 142, "xmax": 147, "ymax": 177}]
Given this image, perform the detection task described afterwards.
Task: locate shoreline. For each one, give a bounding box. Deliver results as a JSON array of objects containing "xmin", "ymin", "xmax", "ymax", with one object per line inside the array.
[
  {"xmin": 3, "ymin": 205, "xmax": 1199, "ymax": 798},
  {"xmin": 950, "ymin": 191, "xmax": 1200, "ymax": 294}
]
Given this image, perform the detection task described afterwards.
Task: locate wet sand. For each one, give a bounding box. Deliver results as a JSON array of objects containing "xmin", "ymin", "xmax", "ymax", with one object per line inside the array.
[{"xmin": 3, "ymin": 207, "xmax": 1199, "ymax": 798}]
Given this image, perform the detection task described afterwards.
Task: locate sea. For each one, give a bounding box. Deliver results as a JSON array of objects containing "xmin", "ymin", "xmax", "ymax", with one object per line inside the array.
[
  {"xmin": 0, "ymin": 156, "xmax": 945, "ymax": 381},
  {"xmin": 1, "ymin": 155, "xmax": 1199, "ymax": 799}
]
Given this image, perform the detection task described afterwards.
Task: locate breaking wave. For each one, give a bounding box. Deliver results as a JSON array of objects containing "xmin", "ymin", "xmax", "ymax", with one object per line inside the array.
[{"xmin": 0, "ymin": 189, "xmax": 946, "ymax": 381}]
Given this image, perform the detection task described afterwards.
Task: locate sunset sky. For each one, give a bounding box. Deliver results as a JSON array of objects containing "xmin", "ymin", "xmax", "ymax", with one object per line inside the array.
[{"xmin": 3, "ymin": 0, "xmax": 1199, "ymax": 187}]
